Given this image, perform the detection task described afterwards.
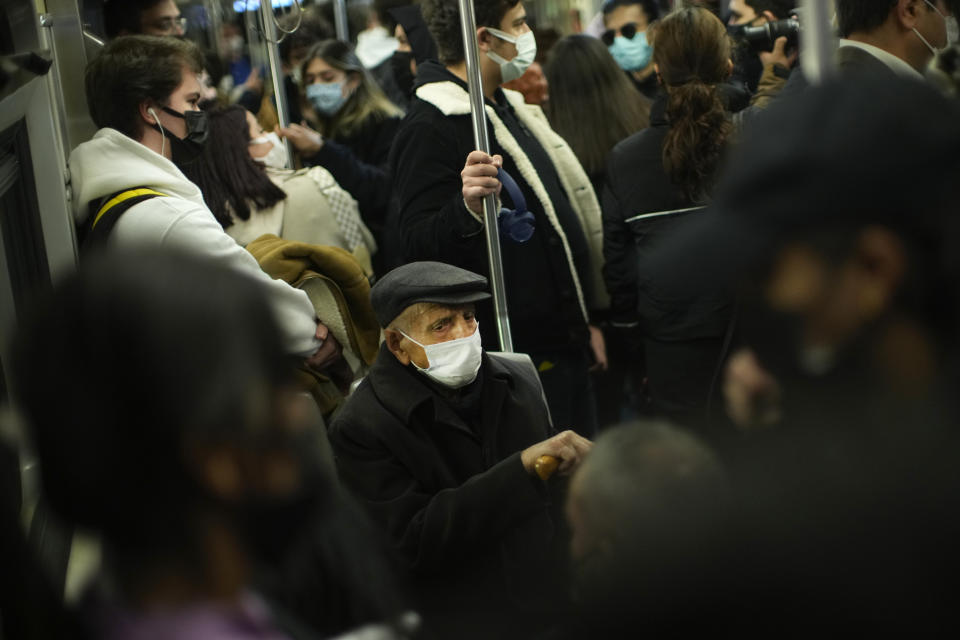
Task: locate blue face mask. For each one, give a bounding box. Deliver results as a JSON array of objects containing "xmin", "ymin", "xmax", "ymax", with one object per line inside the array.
[
  {"xmin": 609, "ymin": 32, "xmax": 653, "ymax": 72},
  {"xmin": 306, "ymin": 82, "xmax": 348, "ymax": 116}
]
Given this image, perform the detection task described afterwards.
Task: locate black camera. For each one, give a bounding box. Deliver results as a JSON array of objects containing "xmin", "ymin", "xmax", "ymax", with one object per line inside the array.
[{"xmin": 742, "ymin": 18, "xmax": 800, "ymax": 52}]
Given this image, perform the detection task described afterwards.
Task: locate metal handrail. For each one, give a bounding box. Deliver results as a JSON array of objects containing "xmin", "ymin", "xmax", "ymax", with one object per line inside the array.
[{"xmin": 457, "ymin": 0, "xmax": 513, "ymax": 352}]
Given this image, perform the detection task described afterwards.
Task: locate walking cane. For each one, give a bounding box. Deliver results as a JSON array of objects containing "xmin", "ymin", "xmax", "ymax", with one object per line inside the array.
[{"xmin": 457, "ymin": 0, "xmax": 514, "ymax": 353}]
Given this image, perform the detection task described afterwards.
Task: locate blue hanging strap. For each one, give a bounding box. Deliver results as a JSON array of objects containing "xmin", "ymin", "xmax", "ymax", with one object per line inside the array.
[{"xmin": 496, "ymin": 167, "xmax": 535, "ymax": 243}]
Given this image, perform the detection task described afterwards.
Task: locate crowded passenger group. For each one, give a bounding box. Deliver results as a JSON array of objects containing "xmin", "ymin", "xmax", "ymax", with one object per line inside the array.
[{"xmin": 4, "ymin": 0, "xmax": 960, "ymax": 638}]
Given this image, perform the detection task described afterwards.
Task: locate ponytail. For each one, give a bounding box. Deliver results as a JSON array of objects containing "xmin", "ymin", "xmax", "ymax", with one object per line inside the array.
[
  {"xmin": 662, "ymin": 79, "xmax": 731, "ymax": 203},
  {"xmin": 653, "ymin": 6, "xmax": 735, "ymax": 202}
]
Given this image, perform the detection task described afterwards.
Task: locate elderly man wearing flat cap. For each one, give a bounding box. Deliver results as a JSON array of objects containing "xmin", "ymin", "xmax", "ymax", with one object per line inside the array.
[{"xmin": 328, "ymin": 261, "xmax": 592, "ymax": 638}]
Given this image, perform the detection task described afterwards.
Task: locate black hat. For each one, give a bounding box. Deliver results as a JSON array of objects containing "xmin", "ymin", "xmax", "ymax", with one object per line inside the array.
[
  {"xmin": 370, "ymin": 261, "xmax": 491, "ymax": 328},
  {"xmin": 644, "ymin": 74, "xmax": 960, "ymax": 294}
]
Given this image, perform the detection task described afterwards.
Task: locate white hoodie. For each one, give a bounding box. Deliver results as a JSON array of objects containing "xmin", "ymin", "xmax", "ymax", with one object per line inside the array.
[{"xmin": 69, "ymin": 128, "xmax": 321, "ymax": 356}]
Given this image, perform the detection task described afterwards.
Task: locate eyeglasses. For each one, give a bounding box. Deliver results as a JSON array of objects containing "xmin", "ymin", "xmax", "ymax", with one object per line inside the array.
[
  {"xmin": 149, "ymin": 16, "xmax": 188, "ymax": 34},
  {"xmin": 601, "ymin": 22, "xmax": 639, "ymax": 46}
]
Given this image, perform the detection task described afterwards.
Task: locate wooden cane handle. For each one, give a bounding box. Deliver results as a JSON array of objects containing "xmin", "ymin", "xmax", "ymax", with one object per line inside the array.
[{"xmin": 534, "ymin": 455, "xmax": 560, "ymax": 481}]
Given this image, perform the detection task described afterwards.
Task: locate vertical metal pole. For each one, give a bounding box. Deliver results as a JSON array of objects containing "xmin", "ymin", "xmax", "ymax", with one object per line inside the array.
[
  {"xmin": 333, "ymin": 0, "xmax": 350, "ymax": 42},
  {"xmin": 800, "ymin": 0, "xmax": 837, "ymax": 85},
  {"xmin": 457, "ymin": 0, "xmax": 514, "ymax": 352},
  {"xmin": 258, "ymin": 0, "xmax": 293, "ymax": 168}
]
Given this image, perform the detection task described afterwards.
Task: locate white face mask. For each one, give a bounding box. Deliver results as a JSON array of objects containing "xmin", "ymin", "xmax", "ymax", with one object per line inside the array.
[
  {"xmin": 485, "ymin": 27, "xmax": 537, "ymax": 84},
  {"xmin": 250, "ymin": 131, "xmax": 288, "ymax": 169},
  {"xmin": 914, "ymin": 0, "xmax": 951, "ymax": 55},
  {"xmin": 400, "ymin": 325, "xmax": 483, "ymax": 388}
]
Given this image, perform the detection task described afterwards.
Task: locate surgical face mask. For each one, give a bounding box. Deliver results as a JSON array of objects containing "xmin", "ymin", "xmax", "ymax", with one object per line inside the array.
[
  {"xmin": 250, "ymin": 131, "xmax": 288, "ymax": 169},
  {"xmin": 485, "ymin": 27, "xmax": 537, "ymax": 84},
  {"xmin": 149, "ymin": 105, "xmax": 209, "ymax": 168},
  {"xmin": 399, "ymin": 324, "xmax": 483, "ymax": 388},
  {"xmin": 609, "ymin": 31, "xmax": 653, "ymax": 72},
  {"xmin": 914, "ymin": 0, "xmax": 951, "ymax": 55},
  {"xmin": 290, "ymin": 66, "xmax": 303, "ymax": 85},
  {"xmin": 307, "ymin": 81, "xmax": 349, "ymax": 116}
]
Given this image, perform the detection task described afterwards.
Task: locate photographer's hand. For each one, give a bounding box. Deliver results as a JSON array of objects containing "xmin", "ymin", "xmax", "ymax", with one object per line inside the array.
[{"xmin": 760, "ymin": 35, "xmax": 798, "ymax": 70}]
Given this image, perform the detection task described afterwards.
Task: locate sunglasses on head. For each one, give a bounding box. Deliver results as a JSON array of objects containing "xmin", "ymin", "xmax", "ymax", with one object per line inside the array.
[{"xmin": 601, "ymin": 22, "xmax": 639, "ymax": 46}]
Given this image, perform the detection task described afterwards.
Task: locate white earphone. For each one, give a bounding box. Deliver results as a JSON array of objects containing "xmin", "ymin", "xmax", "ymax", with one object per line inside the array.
[{"xmin": 147, "ymin": 107, "xmax": 167, "ymax": 158}]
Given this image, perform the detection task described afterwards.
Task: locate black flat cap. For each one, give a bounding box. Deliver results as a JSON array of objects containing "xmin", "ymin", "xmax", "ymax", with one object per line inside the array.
[{"xmin": 370, "ymin": 261, "xmax": 491, "ymax": 328}]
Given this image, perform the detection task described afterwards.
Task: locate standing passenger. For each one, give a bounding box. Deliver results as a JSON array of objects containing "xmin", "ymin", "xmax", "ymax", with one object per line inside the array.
[
  {"xmin": 600, "ymin": 0, "xmax": 662, "ymax": 99},
  {"xmin": 392, "ymin": 0, "xmax": 608, "ymax": 436},
  {"xmin": 278, "ymin": 40, "xmax": 403, "ymax": 252},
  {"xmin": 602, "ymin": 7, "xmax": 736, "ymax": 420},
  {"xmin": 544, "ymin": 33, "xmax": 652, "ymax": 428},
  {"xmin": 70, "ymin": 36, "xmax": 342, "ymax": 375}
]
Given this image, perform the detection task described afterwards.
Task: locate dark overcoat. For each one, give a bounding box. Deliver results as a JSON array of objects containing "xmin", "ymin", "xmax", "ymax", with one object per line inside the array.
[{"xmin": 328, "ymin": 345, "xmax": 562, "ymax": 637}]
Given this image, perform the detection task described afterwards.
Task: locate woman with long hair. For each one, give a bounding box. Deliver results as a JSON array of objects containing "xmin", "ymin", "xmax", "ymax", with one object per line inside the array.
[
  {"xmin": 602, "ymin": 6, "xmax": 735, "ymax": 421},
  {"xmin": 278, "ymin": 39, "xmax": 403, "ymax": 249},
  {"xmin": 544, "ymin": 34, "xmax": 650, "ymax": 195},
  {"xmin": 544, "ymin": 33, "xmax": 651, "ymax": 429},
  {"xmin": 181, "ymin": 105, "xmax": 376, "ymax": 276}
]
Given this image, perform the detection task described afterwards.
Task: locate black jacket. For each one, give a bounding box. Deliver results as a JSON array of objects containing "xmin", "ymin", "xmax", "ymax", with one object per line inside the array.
[
  {"xmin": 602, "ymin": 96, "xmax": 733, "ymax": 417},
  {"xmin": 388, "ymin": 62, "xmax": 592, "ymax": 353},
  {"xmin": 306, "ymin": 114, "xmax": 401, "ymax": 232},
  {"xmin": 328, "ymin": 345, "xmax": 561, "ymax": 637}
]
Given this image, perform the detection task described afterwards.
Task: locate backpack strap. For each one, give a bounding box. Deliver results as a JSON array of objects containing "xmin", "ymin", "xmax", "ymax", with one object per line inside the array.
[{"xmin": 81, "ymin": 187, "xmax": 168, "ymax": 252}]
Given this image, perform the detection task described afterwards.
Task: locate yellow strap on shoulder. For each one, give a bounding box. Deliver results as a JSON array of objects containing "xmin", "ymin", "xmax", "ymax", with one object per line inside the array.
[{"xmin": 91, "ymin": 188, "xmax": 168, "ymax": 230}]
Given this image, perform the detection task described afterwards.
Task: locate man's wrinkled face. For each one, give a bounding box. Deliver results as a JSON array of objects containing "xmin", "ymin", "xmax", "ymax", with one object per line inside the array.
[
  {"xmin": 141, "ymin": 0, "xmax": 186, "ymax": 37},
  {"xmin": 388, "ymin": 303, "xmax": 478, "ymax": 369}
]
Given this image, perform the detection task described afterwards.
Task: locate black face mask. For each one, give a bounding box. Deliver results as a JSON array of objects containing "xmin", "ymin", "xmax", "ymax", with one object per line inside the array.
[
  {"xmin": 390, "ymin": 50, "xmax": 416, "ymax": 98},
  {"xmin": 151, "ymin": 105, "xmax": 209, "ymax": 168},
  {"xmin": 236, "ymin": 428, "xmax": 333, "ymax": 567}
]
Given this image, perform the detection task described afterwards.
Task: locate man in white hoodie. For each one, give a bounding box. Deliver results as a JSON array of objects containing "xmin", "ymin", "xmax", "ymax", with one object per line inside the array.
[{"xmin": 70, "ymin": 35, "xmax": 339, "ymax": 369}]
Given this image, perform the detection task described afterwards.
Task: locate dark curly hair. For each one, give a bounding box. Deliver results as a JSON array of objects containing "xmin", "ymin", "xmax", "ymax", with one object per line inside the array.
[
  {"xmin": 421, "ymin": 0, "xmax": 521, "ymax": 65},
  {"xmin": 654, "ymin": 7, "xmax": 733, "ymax": 203}
]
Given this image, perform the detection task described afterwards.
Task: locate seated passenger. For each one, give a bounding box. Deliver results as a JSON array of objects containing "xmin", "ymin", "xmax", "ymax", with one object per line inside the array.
[
  {"xmin": 278, "ymin": 40, "xmax": 403, "ymax": 246},
  {"xmin": 9, "ymin": 250, "xmax": 407, "ymax": 640},
  {"xmin": 180, "ymin": 105, "xmax": 377, "ymax": 276},
  {"xmin": 602, "ymin": 6, "xmax": 736, "ymax": 421},
  {"xmin": 70, "ymin": 36, "xmax": 342, "ymax": 376},
  {"xmin": 328, "ymin": 261, "xmax": 593, "ymax": 638}
]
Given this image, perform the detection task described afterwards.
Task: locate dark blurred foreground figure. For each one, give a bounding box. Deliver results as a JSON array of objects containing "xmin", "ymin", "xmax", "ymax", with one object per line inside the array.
[
  {"xmin": 329, "ymin": 262, "xmax": 593, "ymax": 639},
  {"xmin": 564, "ymin": 420, "xmax": 729, "ymax": 635},
  {"xmin": 9, "ymin": 251, "xmax": 410, "ymax": 640},
  {"xmin": 635, "ymin": 76, "xmax": 960, "ymax": 632}
]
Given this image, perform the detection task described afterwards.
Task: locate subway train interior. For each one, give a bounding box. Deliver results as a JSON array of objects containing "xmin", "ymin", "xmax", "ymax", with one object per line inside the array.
[{"xmin": 2, "ymin": 0, "xmax": 960, "ymax": 638}]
